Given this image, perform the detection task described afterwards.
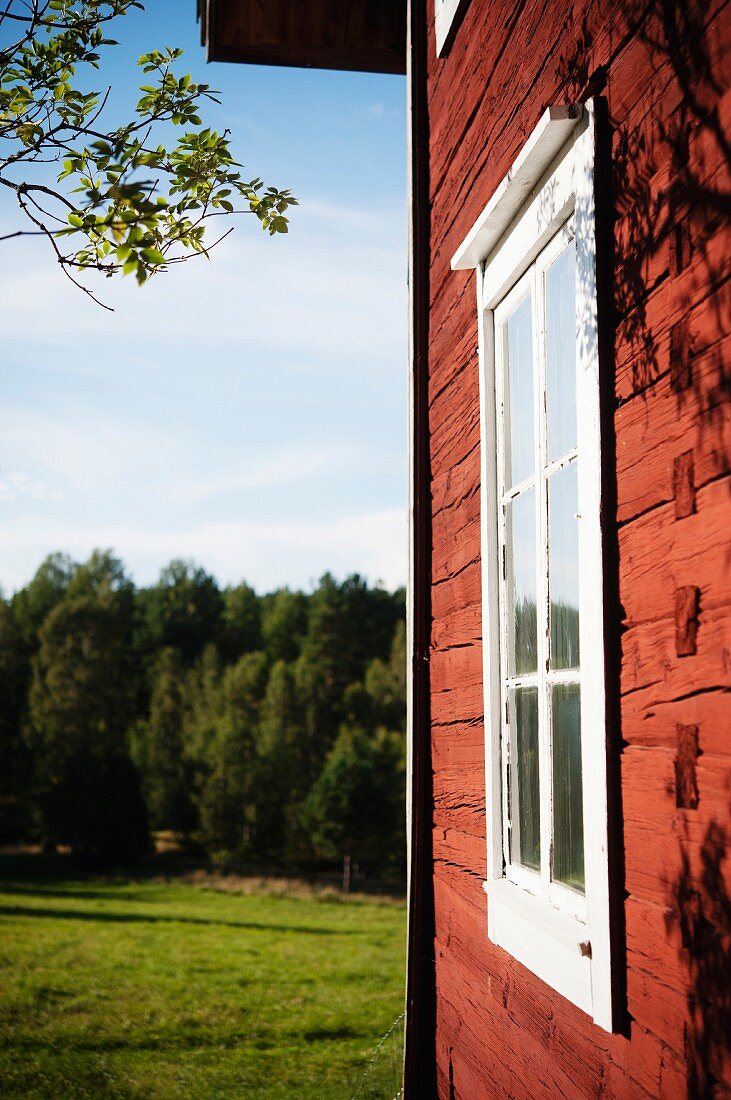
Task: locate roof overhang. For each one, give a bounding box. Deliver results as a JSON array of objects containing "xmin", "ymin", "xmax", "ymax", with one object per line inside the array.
[{"xmin": 197, "ymin": 0, "xmax": 406, "ymax": 75}]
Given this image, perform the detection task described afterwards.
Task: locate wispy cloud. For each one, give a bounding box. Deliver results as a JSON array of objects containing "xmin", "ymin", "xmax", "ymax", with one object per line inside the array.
[
  {"xmin": 0, "ymin": 470, "xmax": 61, "ymax": 502},
  {"xmin": 0, "ymin": 193, "xmax": 407, "ymax": 373},
  {"xmin": 0, "ymin": 408, "xmax": 183, "ymax": 496},
  {"xmin": 0, "ymin": 508, "xmax": 406, "ymax": 594},
  {"xmin": 171, "ymin": 443, "xmax": 356, "ymax": 504}
]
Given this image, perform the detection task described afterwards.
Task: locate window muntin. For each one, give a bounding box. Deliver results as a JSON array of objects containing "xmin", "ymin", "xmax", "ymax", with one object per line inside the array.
[{"xmin": 495, "ymin": 221, "xmax": 586, "ymax": 916}]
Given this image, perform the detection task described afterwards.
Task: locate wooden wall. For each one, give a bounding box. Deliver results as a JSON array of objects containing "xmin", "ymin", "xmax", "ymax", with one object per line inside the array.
[{"xmin": 423, "ymin": 0, "xmax": 730, "ymax": 1094}]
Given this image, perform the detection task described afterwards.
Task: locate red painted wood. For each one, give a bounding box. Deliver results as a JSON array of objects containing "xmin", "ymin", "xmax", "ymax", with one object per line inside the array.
[
  {"xmin": 675, "ymin": 724, "xmax": 700, "ymax": 809},
  {"xmin": 422, "ymin": 0, "xmax": 731, "ymax": 1093},
  {"xmin": 673, "ymin": 451, "xmax": 696, "ymax": 520},
  {"xmin": 675, "ymin": 586, "xmax": 701, "ymax": 657},
  {"xmin": 615, "ymin": 361, "xmax": 729, "ymax": 526}
]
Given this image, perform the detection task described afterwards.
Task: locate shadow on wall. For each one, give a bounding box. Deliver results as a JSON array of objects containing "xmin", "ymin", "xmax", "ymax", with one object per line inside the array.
[
  {"xmin": 667, "ymin": 817, "xmax": 731, "ymax": 1098},
  {"xmin": 559, "ymin": 0, "xmax": 730, "ymax": 464},
  {"xmin": 557, "ymin": 0, "xmax": 730, "ymax": 1088}
]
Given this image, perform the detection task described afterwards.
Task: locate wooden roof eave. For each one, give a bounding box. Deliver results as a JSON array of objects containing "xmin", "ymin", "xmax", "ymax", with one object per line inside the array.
[{"xmin": 198, "ymin": 0, "xmax": 406, "ymax": 76}]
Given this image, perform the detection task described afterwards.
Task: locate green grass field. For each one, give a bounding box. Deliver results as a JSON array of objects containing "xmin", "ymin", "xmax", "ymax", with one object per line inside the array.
[{"xmin": 0, "ymin": 859, "xmax": 406, "ymax": 1099}]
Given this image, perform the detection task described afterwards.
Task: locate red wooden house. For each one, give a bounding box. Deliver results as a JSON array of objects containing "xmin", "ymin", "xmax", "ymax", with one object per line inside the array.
[{"xmin": 197, "ymin": 2, "xmax": 730, "ymax": 1096}]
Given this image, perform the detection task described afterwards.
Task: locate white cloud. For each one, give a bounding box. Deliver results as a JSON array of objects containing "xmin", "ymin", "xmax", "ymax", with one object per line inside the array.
[
  {"xmin": 0, "ymin": 508, "xmax": 407, "ymax": 594},
  {"xmin": 0, "ymin": 408, "xmax": 183, "ymax": 496},
  {"xmin": 0, "ymin": 193, "xmax": 407, "ymax": 374},
  {"xmin": 171, "ymin": 443, "xmax": 356, "ymax": 504},
  {"xmin": 0, "ymin": 470, "xmax": 62, "ymax": 502}
]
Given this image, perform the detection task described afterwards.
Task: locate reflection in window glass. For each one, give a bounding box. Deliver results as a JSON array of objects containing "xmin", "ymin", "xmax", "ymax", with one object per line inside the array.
[
  {"xmin": 546, "ymin": 242, "xmax": 577, "ymax": 462},
  {"xmin": 510, "ymin": 686, "xmax": 540, "ymax": 872},
  {"xmin": 549, "ymin": 462, "xmax": 580, "ymax": 670},
  {"xmin": 552, "ymin": 683, "xmax": 584, "ymax": 891},
  {"xmin": 504, "ymin": 294, "xmax": 534, "ymax": 487},
  {"xmin": 507, "ymin": 490, "xmax": 537, "ymax": 675}
]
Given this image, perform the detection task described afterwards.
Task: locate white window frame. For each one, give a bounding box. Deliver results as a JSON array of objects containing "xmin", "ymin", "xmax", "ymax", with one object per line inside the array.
[
  {"xmin": 434, "ymin": 0, "xmax": 468, "ymax": 56},
  {"xmin": 451, "ymin": 102, "xmax": 614, "ymax": 1031}
]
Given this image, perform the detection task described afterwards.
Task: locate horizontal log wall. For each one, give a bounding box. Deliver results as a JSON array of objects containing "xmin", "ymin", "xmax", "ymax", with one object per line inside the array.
[{"xmin": 423, "ymin": 0, "xmax": 730, "ymax": 1095}]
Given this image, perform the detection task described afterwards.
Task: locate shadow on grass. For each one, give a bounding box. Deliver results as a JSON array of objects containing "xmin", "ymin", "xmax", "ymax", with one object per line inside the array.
[
  {"xmin": 0, "ymin": 851, "xmax": 406, "ymax": 901},
  {"xmin": 0, "ymin": 904, "xmax": 362, "ymax": 935},
  {"xmin": 1, "ymin": 1033, "xmax": 252, "ymax": 1054},
  {"xmin": 2, "ymin": 1026, "xmax": 372, "ymax": 1054},
  {"xmin": 0, "ymin": 884, "xmax": 161, "ymax": 903},
  {"xmin": 302, "ymin": 1025, "xmax": 359, "ymax": 1042}
]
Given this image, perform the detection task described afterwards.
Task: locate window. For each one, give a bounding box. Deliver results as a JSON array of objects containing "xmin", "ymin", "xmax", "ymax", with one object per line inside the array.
[{"xmin": 451, "ymin": 102, "xmax": 614, "ymax": 1030}]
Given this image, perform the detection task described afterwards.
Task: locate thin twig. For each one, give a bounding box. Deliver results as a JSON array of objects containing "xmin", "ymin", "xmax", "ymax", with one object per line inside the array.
[{"xmin": 16, "ymin": 187, "xmax": 114, "ymax": 310}]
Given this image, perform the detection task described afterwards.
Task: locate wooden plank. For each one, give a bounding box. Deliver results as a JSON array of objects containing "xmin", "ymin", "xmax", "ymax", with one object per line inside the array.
[
  {"xmin": 615, "ymin": 347, "xmax": 730, "ymax": 525},
  {"xmin": 430, "ymin": 399, "xmax": 480, "ymax": 487},
  {"xmin": 618, "ymin": 479, "xmax": 731, "ymax": 626},
  {"xmin": 430, "ymin": 643, "xmax": 484, "ymax": 726},
  {"xmin": 433, "ymin": 823, "xmax": 486, "ymax": 871},
  {"xmin": 431, "ymin": 561, "xmax": 482, "ymax": 649},
  {"xmin": 615, "ymin": 344, "xmax": 730, "ymax": 524},
  {"xmin": 204, "ymin": 0, "xmax": 406, "ymax": 73},
  {"xmin": 614, "ymin": 244, "xmax": 731, "ymax": 402},
  {"xmin": 432, "ymin": 509, "xmax": 480, "ymax": 589},
  {"xmin": 620, "ymin": 606, "xmax": 731, "ymax": 698},
  {"xmin": 620, "ymin": 686, "xmax": 731, "ymax": 755},
  {"xmin": 432, "ymin": 452, "xmax": 480, "ymax": 520},
  {"xmin": 622, "ymin": 746, "xmax": 731, "ymax": 902}
]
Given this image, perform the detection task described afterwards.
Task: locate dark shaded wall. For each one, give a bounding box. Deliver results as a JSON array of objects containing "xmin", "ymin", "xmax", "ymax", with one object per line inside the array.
[{"xmin": 423, "ymin": 0, "xmax": 730, "ymax": 1095}]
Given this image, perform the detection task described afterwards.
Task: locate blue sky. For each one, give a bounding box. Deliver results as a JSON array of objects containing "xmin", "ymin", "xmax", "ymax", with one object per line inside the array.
[{"xmin": 0, "ymin": 1, "xmax": 407, "ymax": 595}]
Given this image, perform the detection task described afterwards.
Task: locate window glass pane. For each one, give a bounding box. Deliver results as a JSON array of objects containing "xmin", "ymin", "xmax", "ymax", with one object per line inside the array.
[
  {"xmin": 504, "ymin": 293, "xmax": 534, "ymax": 486},
  {"xmin": 509, "ymin": 686, "xmax": 540, "ymax": 872},
  {"xmin": 546, "ymin": 241, "xmax": 577, "ymax": 461},
  {"xmin": 552, "ymin": 683, "xmax": 584, "ymax": 892},
  {"xmin": 507, "ymin": 489, "xmax": 537, "ymax": 675},
  {"xmin": 549, "ymin": 462, "xmax": 580, "ymax": 670}
]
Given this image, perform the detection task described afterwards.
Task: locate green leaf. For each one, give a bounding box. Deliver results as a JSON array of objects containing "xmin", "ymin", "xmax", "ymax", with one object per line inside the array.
[{"xmin": 141, "ymin": 247, "xmax": 165, "ymax": 266}]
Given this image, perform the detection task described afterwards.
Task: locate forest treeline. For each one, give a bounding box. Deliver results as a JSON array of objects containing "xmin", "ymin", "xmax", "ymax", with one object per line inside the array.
[{"xmin": 0, "ymin": 551, "xmax": 406, "ymax": 874}]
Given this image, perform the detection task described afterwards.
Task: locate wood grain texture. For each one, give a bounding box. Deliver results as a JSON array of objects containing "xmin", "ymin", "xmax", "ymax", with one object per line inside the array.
[
  {"xmin": 673, "ymin": 451, "xmax": 697, "ymax": 520},
  {"xmin": 422, "ymin": 0, "xmax": 731, "ymax": 1093},
  {"xmin": 675, "ymin": 585, "xmax": 700, "ymax": 657},
  {"xmin": 203, "ymin": 0, "xmax": 406, "ymax": 73},
  {"xmin": 675, "ymin": 723, "xmax": 700, "ymax": 809}
]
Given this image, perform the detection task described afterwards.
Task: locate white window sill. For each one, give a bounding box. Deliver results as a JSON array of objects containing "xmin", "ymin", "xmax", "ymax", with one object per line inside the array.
[{"xmin": 484, "ymin": 878, "xmax": 593, "ymax": 1018}]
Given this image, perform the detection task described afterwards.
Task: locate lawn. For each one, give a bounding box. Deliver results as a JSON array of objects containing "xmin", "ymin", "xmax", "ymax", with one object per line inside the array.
[{"xmin": 0, "ymin": 859, "xmax": 406, "ymax": 1099}]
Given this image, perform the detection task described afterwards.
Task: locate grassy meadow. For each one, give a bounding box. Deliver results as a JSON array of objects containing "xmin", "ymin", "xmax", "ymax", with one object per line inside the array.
[{"xmin": 0, "ymin": 857, "xmax": 406, "ymax": 1099}]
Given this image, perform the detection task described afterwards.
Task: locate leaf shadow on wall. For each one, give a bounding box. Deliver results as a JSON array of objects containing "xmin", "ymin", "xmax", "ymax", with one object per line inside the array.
[
  {"xmin": 554, "ymin": 0, "xmax": 731, "ymax": 1067},
  {"xmin": 666, "ymin": 816, "xmax": 731, "ymax": 1098},
  {"xmin": 559, "ymin": 0, "xmax": 730, "ymax": 470}
]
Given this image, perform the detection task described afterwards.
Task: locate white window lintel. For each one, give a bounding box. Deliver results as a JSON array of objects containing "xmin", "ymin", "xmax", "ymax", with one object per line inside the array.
[
  {"xmin": 435, "ymin": 0, "xmax": 467, "ymax": 57},
  {"xmin": 451, "ymin": 106, "xmax": 584, "ymax": 272}
]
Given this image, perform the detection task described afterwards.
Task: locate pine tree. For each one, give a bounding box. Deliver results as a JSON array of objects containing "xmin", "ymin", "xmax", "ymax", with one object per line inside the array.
[{"xmin": 27, "ymin": 592, "xmax": 149, "ymax": 864}]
